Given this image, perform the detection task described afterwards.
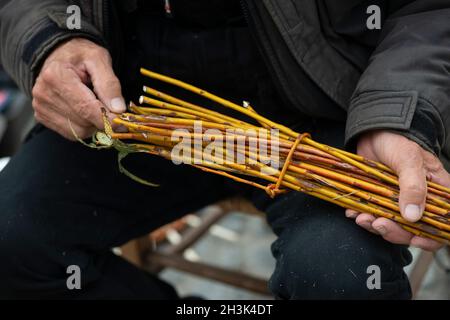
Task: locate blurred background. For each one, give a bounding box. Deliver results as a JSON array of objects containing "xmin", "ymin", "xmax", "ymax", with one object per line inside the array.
[
  {"xmin": 0, "ymin": 65, "xmax": 34, "ymax": 167},
  {"xmin": 0, "ymin": 65, "xmax": 449, "ymax": 300}
]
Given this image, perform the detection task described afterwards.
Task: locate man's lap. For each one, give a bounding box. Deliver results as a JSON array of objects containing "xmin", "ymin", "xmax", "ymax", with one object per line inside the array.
[{"xmin": 0, "ymin": 127, "xmax": 238, "ymax": 298}]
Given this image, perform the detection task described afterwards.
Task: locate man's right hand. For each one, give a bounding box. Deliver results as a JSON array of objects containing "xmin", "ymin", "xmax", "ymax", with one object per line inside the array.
[{"xmin": 32, "ymin": 38, "xmax": 126, "ymax": 140}]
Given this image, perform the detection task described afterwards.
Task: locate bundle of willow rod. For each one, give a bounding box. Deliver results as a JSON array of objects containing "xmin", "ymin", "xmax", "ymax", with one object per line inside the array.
[{"xmin": 96, "ymin": 68, "xmax": 450, "ymax": 245}]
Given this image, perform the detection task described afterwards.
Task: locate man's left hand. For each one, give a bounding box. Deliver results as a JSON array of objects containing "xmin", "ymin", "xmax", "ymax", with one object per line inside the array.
[{"xmin": 346, "ymin": 130, "xmax": 450, "ymax": 251}]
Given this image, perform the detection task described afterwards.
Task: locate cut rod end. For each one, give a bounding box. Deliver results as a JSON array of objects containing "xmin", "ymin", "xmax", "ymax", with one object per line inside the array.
[
  {"xmin": 140, "ymin": 68, "xmax": 153, "ymax": 78},
  {"xmin": 139, "ymin": 96, "xmax": 145, "ymax": 105}
]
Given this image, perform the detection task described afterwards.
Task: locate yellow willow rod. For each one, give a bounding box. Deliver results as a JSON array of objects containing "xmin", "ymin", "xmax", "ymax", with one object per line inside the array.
[
  {"xmin": 328, "ymin": 146, "xmax": 394, "ymax": 174},
  {"xmin": 308, "ymin": 190, "xmax": 450, "ymax": 244},
  {"xmin": 139, "ymin": 94, "xmax": 266, "ymax": 134},
  {"xmin": 116, "ymin": 122, "xmax": 345, "ymax": 184},
  {"xmin": 289, "ymin": 166, "xmax": 449, "ymax": 218},
  {"xmin": 428, "ymin": 195, "xmax": 450, "ymax": 211},
  {"xmin": 428, "ymin": 181, "xmax": 450, "ymax": 195},
  {"xmin": 110, "ymin": 132, "xmax": 175, "ymax": 147},
  {"xmin": 120, "ymin": 113, "xmax": 281, "ymax": 138},
  {"xmin": 140, "ymin": 68, "xmax": 298, "ymax": 137},
  {"xmin": 143, "ymin": 86, "xmax": 254, "ymax": 129},
  {"xmin": 135, "ymin": 142, "xmax": 287, "ymax": 187},
  {"xmin": 115, "ymin": 119, "xmax": 301, "ymax": 166},
  {"xmin": 114, "ymin": 131, "xmax": 283, "ymax": 180},
  {"xmin": 123, "ymin": 113, "xmax": 322, "ymax": 159},
  {"xmin": 126, "ymin": 128, "xmax": 280, "ymax": 179},
  {"xmin": 128, "ymin": 106, "xmax": 346, "ymax": 163},
  {"xmin": 139, "ymin": 96, "xmax": 242, "ymax": 125},
  {"xmin": 142, "ymin": 85, "xmax": 292, "ymax": 141},
  {"xmin": 112, "ymin": 129, "xmax": 277, "ymax": 158},
  {"xmin": 361, "ymin": 201, "xmax": 450, "ymax": 240},
  {"xmin": 297, "ymin": 165, "xmax": 450, "ymax": 219},
  {"xmin": 298, "ymin": 177, "xmax": 450, "ymax": 234},
  {"xmin": 402, "ymin": 225, "xmax": 450, "ymax": 245},
  {"xmin": 114, "ymin": 118, "xmax": 284, "ymax": 150},
  {"xmin": 428, "ymin": 186, "xmax": 450, "ymax": 201},
  {"xmin": 304, "ymin": 139, "xmax": 399, "ymax": 186},
  {"xmin": 291, "ymin": 161, "xmax": 396, "ymax": 198},
  {"xmin": 308, "ymin": 186, "xmax": 450, "ymax": 241},
  {"xmin": 140, "ymin": 68, "xmax": 401, "ymax": 186},
  {"xmin": 310, "ymin": 142, "xmax": 448, "ymax": 195},
  {"xmin": 130, "ymin": 105, "xmax": 200, "ymax": 120}
]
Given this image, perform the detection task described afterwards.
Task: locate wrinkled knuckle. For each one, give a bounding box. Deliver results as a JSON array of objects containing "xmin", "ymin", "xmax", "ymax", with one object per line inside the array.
[
  {"xmin": 31, "ymin": 84, "xmax": 40, "ymax": 99},
  {"xmin": 408, "ymin": 148, "xmax": 423, "ymax": 163},
  {"xmin": 427, "ymin": 157, "xmax": 444, "ymax": 173},
  {"xmin": 86, "ymin": 47, "xmax": 109, "ymax": 62},
  {"xmin": 403, "ymin": 183, "xmax": 427, "ymax": 198},
  {"xmin": 34, "ymin": 111, "xmax": 44, "ymax": 124},
  {"xmin": 31, "ymin": 84, "xmax": 42, "ymax": 100},
  {"xmin": 400, "ymin": 151, "xmax": 424, "ymax": 172},
  {"xmin": 93, "ymin": 46, "xmax": 110, "ymax": 59},
  {"xmin": 31, "ymin": 96, "xmax": 46, "ymax": 113},
  {"xmin": 31, "ymin": 97, "xmax": 39, "ymax": 110},
  {"xmin": 83, "ymin": 57, "xmax": 97, "ymax": 67},
  {"xmin": 40, "ymin": 63, "xmax": 59, "ymax": 85},
  {"xmin": 74, "ymin": 100, "xmax": 93, "ymax": 120},
  {"xmin": 105, "ymin": 78, "xmax": 121, "ymax": 91}
]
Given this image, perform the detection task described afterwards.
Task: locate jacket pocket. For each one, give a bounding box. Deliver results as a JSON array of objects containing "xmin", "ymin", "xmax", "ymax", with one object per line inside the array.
[{"xmin": 345, "ymin": 90, "xmax": 418, "ymax": 143}]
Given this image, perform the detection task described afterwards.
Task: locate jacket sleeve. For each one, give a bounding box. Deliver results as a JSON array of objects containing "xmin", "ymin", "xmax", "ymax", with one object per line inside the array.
[
  {"xmin": 0, "ymin": 0, "xmax": 105, "ymax": 97},
  {"xmin": 345, "ymin": 2, "xmax": 450, "ymax": 156}
]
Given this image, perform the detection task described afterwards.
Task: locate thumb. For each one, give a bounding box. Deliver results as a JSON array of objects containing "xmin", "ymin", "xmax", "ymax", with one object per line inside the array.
[
  {"xmin": 84, "ymin": 58, "xmax": 126, "ymax": 114},
  {"xmin": 393, "ymin": 153, "xmax": 427, "ymax": 222}
]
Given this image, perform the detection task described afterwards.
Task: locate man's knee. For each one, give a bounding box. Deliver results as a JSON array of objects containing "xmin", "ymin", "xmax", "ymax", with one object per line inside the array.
[
  {"xmin": 266, "ymin": 197, "xmax": 412, "ymax": 299},
  {"xmin": 0, "ymin": 191, "xmax": 63, "ymax": 298},
  {"xmin": 269, "ymin": 236, "xmax": 411, "ymax": 299}
]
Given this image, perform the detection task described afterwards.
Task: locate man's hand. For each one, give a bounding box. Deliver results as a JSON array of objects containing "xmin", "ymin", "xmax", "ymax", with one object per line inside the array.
[
  {"xmin": 346, "ymin": 130, "xmax": 450, "ymax": 251},
  {"xmin": 32, "ymin": 38, "xmax": 126, "ymax": 140}
]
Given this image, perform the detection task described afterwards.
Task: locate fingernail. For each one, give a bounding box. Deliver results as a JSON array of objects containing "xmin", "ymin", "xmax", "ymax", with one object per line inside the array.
[
  {"xmin": 346, "ymin": 212, "xmax": 358, "ymax": 219},
  {"xmin": 374, "ymin": 225, "xmax": 387, "ymax": 235},
  {"xmin": 404, "ymin": 204, "xmax": 422, "ymax": 222},
  {"xmin": 110, "ymin": 97, "xmax": 126, "ymax": 113},
  {"xmin": 359, "ymin": 221, "xmax": 372, "ymax": 229}
]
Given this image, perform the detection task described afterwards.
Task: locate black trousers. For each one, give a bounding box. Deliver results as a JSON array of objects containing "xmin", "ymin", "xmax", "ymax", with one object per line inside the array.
[{"xmin": 0, "ymin": 11, "xmax": 412, "ymax": 300}]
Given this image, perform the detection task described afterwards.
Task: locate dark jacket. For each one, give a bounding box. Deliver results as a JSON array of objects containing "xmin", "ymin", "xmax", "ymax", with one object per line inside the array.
[{"xmin": 1, "ymin": 0, "xmax": 450, "ymax": 168}]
